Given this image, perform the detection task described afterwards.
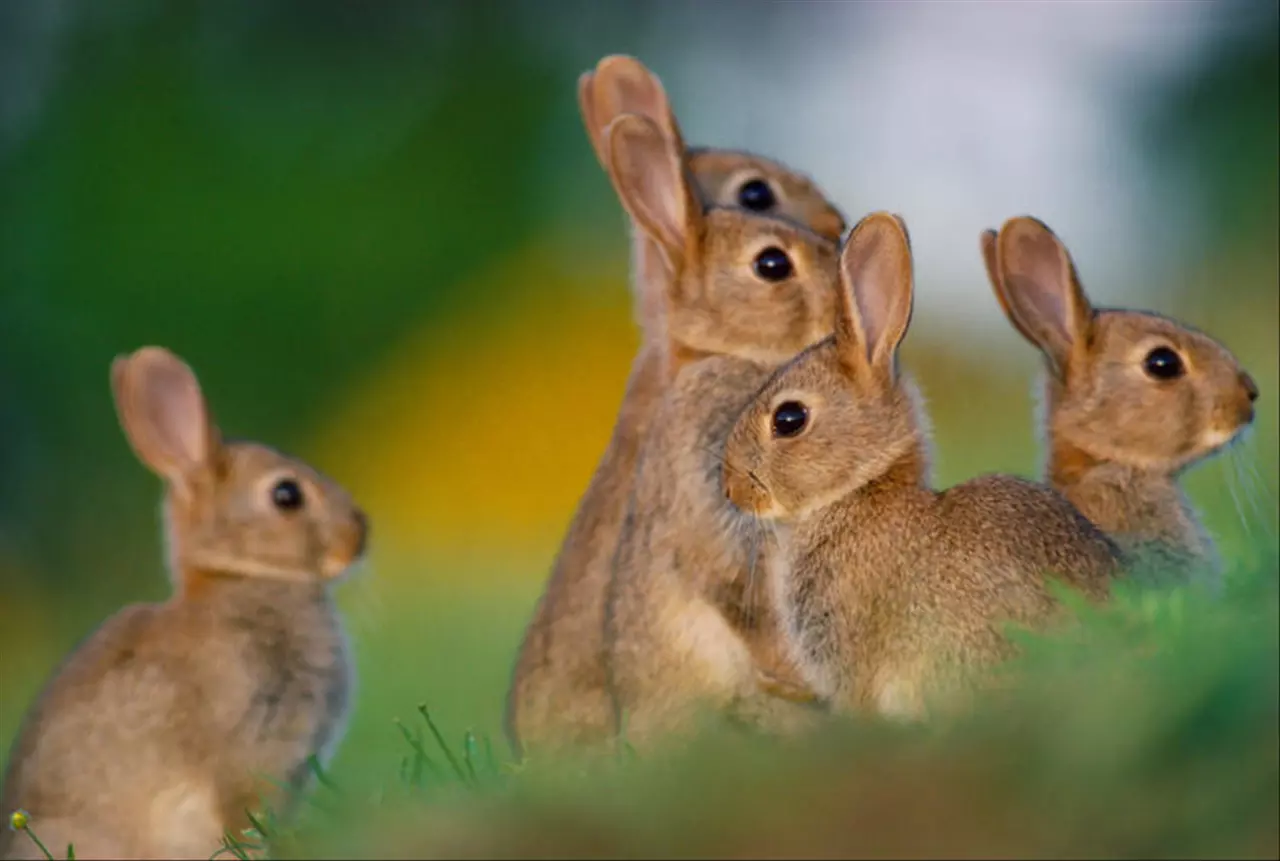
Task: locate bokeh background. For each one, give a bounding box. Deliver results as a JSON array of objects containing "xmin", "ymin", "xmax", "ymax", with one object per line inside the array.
[{"xmin": 1, "ymin": 0, "xmax": 1276, "ymax": 799}]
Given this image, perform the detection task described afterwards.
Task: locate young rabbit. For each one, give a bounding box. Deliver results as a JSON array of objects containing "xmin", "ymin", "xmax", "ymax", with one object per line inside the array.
[
  {"xmin": 0, "ymin": 347, "xmax": 368, "ymax": 860},
  {"xmin": 721, "ymin": 213, "xmax": 1121, "ymax": 721},
  {"xmin": 979, "ymin": 216, "xmax": 1260, "ymax": 589},
  {"xmin": 506, "ymin": 55, "xmax": 845, "ymax": 757},
  {"xmin": 600, "ymin": 111, "xmax": 848, "ymax": 748}
]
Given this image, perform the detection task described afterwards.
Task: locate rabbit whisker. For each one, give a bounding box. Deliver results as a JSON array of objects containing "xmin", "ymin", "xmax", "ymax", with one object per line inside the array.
[
  {"xmin": 1232, "ymin": 433, "xmax": 1276, "ymax": 541},
  {"xmin": 1223, "ymin": 443, "xmax": 1255, "ymax": 543},
  {"xmin": 745, "ymin": 522, "xmax": 762, "ymax": 622},
  {"xmin": 698, "ymin": 443, "xmax": 773, "ymax": 494}
]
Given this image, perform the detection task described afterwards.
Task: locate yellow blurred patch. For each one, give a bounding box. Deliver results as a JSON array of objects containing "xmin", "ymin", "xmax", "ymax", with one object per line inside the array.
[{"xmin": 309, "ymin": 240, "xmax": 639, "ymax": 580}]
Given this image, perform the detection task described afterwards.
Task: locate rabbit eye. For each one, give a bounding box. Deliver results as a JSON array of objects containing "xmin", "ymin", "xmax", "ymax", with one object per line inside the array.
[
  {"xmin": 737, "ymin": 178, "xmax": 776, "ymax": 212},
  {"xmin": 1143, "ymin": 346, "xmax": 1184, "ymax": 381},
  {"xmin": 772, "ymin": 401, "xmax": 809, "ymax": 438},
  {"xmin": 753, "ymin": 247, "xmax": 794, "ymax": 282},
  {"xmin": 271, "ymin": 478, "xmax": 305, "ymax": 511}
]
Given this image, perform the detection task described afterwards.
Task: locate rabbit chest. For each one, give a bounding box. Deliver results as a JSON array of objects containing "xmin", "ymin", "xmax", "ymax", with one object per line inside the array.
[{"xmin": 196, "ymin": 587, "xmax": 352, "ymax": 791}]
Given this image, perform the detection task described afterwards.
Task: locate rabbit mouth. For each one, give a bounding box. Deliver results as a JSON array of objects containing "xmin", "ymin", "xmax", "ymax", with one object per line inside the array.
[
  {"xmin": 724, "ymin": 471, "xmax": 781, "ymax": 519},
  {"xmin": 323, "ymin": 525, "xmax": 369, "ymax": 578},
  {"xmin": 1200, "ymin": 423, "xmax": 1248, "ymax": 455},
  {"xmin": 324, "ymin": 509, "xmax": 370, "ymax": 573}
]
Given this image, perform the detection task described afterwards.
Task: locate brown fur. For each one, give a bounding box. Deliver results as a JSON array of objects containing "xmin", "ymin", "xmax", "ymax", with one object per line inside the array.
[
  {"xmin": 506, "ymin": 56, "xmax": 845, "ymax": 758},
  {"xmin": 721, "ymin": 214, "xmax": 1122, "ymax": 720},
  {"xmin": 979, "ymin": 217, "xmax": 1259, "ymax": 588},
  {"xmin": 599, "ymin": 112, "xmax": 846, "ymax": 748},
  {"xmin": 0, "ymin": 347, "xmax": 367, "ymax": 860}
]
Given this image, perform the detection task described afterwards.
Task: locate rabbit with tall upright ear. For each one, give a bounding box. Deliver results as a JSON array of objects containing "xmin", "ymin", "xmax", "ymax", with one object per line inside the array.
[
  {"xmin": 979, "ymin": 217, "xmax": 1259, "ymax": 589},
  {"xmin": 0, "ymin": 347, "xmax": 368, "ymax": 860},
  {"xmin": 506, "ymin": 55, "xmax": 846, "ymax": 758},
  {"xmin": 721, "ymin": 213, "xmax": 1121, "ymax": 721},
  {"xmin": 599, "ymin": 111, "xmax": 848, "ymax": 749}
]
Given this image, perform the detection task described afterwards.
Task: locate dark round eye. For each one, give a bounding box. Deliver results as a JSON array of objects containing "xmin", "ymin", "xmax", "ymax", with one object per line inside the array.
[
  {"xmin": 1143, "ymin": 346, "xmax": 1184, "ymax": 380},
  {"xmin": 271, "ymin": 478, "xmax": 304, "ymax": 511},
  {"xmin": 772, "ymin": 401, "xmax": 809, "ymax": 438},
  {"xmin": 737, "ymin": 178, "xmax": 776, "ymax": 212},
  {"xmin": 753, "ymin": 246, "xmax": 794, "ymax": 282}
]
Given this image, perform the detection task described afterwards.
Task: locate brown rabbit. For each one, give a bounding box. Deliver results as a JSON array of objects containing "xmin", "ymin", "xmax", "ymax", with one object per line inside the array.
[
  {"xmin": 600, "ymin": 111, "xmax": 848, "ymax": 749},
  {"xmin": 0, "ymin": 347, "xmax": 368, "ymax": 860},
  {"xmin": 721, "ymin": 213, "xmax": 1121, "ymax": 721},
  {"xmin": 978, "ymin": 216, "xmax": 1260, "ymax": 589},
  {"xmin": 506, "ymin": 55, "xmax": 845, "ymax": 757}
]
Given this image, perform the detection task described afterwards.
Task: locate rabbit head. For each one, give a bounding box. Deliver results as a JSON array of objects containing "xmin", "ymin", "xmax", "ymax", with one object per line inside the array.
[
  {"xmin": 578, "ymin": 54, "xmax": 846, "ymax": 240},
  {"xmin": 601, "ymin": 112, "xmax": 842, "ymax": 366},
  {"xmin": 981, "ymin": 216, "xmax": 1259, "ymax": 477},
  {"xmin": 723, "ymin": 212, "xmax": 925, "ymax": 519},
  {"xmin": 111, "ymin": 346, "xmax": 369, "ymax": 588},
  {"xmin": 683, "ymin": 147, "xmax": 846, "ymax": 241}
]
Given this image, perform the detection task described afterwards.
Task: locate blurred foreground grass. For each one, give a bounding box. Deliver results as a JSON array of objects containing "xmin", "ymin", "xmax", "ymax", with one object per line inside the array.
[{"xmin": 179, "ymin": 548, "xmax": 1278, "ymax": 859}]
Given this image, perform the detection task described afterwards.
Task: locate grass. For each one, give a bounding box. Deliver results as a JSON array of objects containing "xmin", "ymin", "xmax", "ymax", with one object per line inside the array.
[
  {"xmin": 14, "ymin": 549, "xmax": 1258, "ymax": 859},
  {"xmin": 281, "ymin": 551, "xmax": 1279, "ymax": 859}
]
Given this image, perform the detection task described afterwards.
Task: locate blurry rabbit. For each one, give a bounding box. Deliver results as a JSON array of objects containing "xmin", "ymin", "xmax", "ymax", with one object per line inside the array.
[
  {"xmin": 721, "ymin": 213, "xmax": 1121, "ymax": 720},
  {"xmin": 601, "ymin": 111, "xmax": 848, "ymax": 748},
  {"xmin": 0, "ymin": 347, "xmax": 368, "ymax": 860},
  {"xmin": 507, "ymin": 55, "xmax": 845, "ymax": 757},
  {"xmin": 979, "ymin": 216, "xmax": 1260, "ymax": 589}
]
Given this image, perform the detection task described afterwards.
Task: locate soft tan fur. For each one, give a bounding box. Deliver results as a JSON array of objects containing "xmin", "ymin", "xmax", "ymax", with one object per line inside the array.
[
  {"xmin": 979, "ymin": 217, "xmax": 1259, "ymax": 589},
  {"xmin": 600, "ymin": 113, "xmax": 845, "ymax": 749},
  {"xmin": 506, "ymin": 55, "xmax": 845, "ymax": 758},
  {"xmin": 0, "ymin": 347, "xmax": 368, "ymax": 860},
  {"xmin": 721, "ymin": 214, "xmax": 1122, "ymax": 720}
]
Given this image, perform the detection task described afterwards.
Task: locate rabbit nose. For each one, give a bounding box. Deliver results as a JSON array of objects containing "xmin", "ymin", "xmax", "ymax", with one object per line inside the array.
[{"xmin": 1240, "ymin": 371, "xmax": 1259, "ymax": 403}]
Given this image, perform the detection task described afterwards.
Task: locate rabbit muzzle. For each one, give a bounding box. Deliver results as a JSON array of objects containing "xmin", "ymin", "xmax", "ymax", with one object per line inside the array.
[
  {"xmin": 724, "ymin": 466, "xmax": 772, "ymax": 517},
  {"xmin": 323, "ymin": 506, "xmax": 370, "ymax": 578}
]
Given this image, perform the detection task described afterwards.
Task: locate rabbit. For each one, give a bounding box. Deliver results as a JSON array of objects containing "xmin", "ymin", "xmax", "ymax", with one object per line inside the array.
[
  {"xmin": 720, "ymin": 213, "xmax": 1122, "ymax": 721},
  {"xmin": 0, "ymin": 347, "xmax": 368, "ymax": 861},
  {"xmin": 506, "ymin": 55, "xmax": 845, "ymax": 758},
  {"xmin": 978, "ymin": 216, "xmax": 1260, "ymax": 590},
  {"xmin": 598, "ymin": 110, "xmax": 849, "ymax": 750}
]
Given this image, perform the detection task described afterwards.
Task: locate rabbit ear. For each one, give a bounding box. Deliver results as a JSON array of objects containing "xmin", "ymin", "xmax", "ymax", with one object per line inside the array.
[
  {"xmin": 835, "ymin": 212, "xmax": 915, "ymax": 380},
  {"xmin": 576, "ymin": 69, "xmax": 606, "ymax": 167},
  {"xmin": 112, "ymin": 347, "xmax": 220, "ymax": 492},
  {"xmin": 994, "ymin": 216, "xmax": 1094, "ymax": 378},
  {"xmin": 603, "ymin": 112, "xmax": 699, "ymax": 272},
  {"xmin": 980, "ymin": 227, "xmax": 1039, "ymax": 348},
  {"xmin": 583, "ymin": 55, "xmax": 685, "ymax": 169}
]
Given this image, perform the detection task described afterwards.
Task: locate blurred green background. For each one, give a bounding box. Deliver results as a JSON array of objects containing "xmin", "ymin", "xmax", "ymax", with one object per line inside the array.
[{"xmin": 0, "ymin": 0, "xmax": 1275, "ymax": 821}]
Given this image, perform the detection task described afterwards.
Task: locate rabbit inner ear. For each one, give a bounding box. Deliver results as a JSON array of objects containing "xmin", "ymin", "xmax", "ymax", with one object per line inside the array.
[
  {"xmin": 115, "ymin": 348, "xmax": 218, "ymax": 487},
  {"xmin": 836, "ymin": 212, "xmax": 915, "ymax": 378},
  {"xmin": 981, "ymin": 228, "xmax": 1039, "ymax": 348},
  {"xmin": 604, "ymin": 113, "xmax": 696, "ymax": 273},
  {"xmin": 996, "ymin": 217, "xmax": 1093, "ymax": 376}
]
